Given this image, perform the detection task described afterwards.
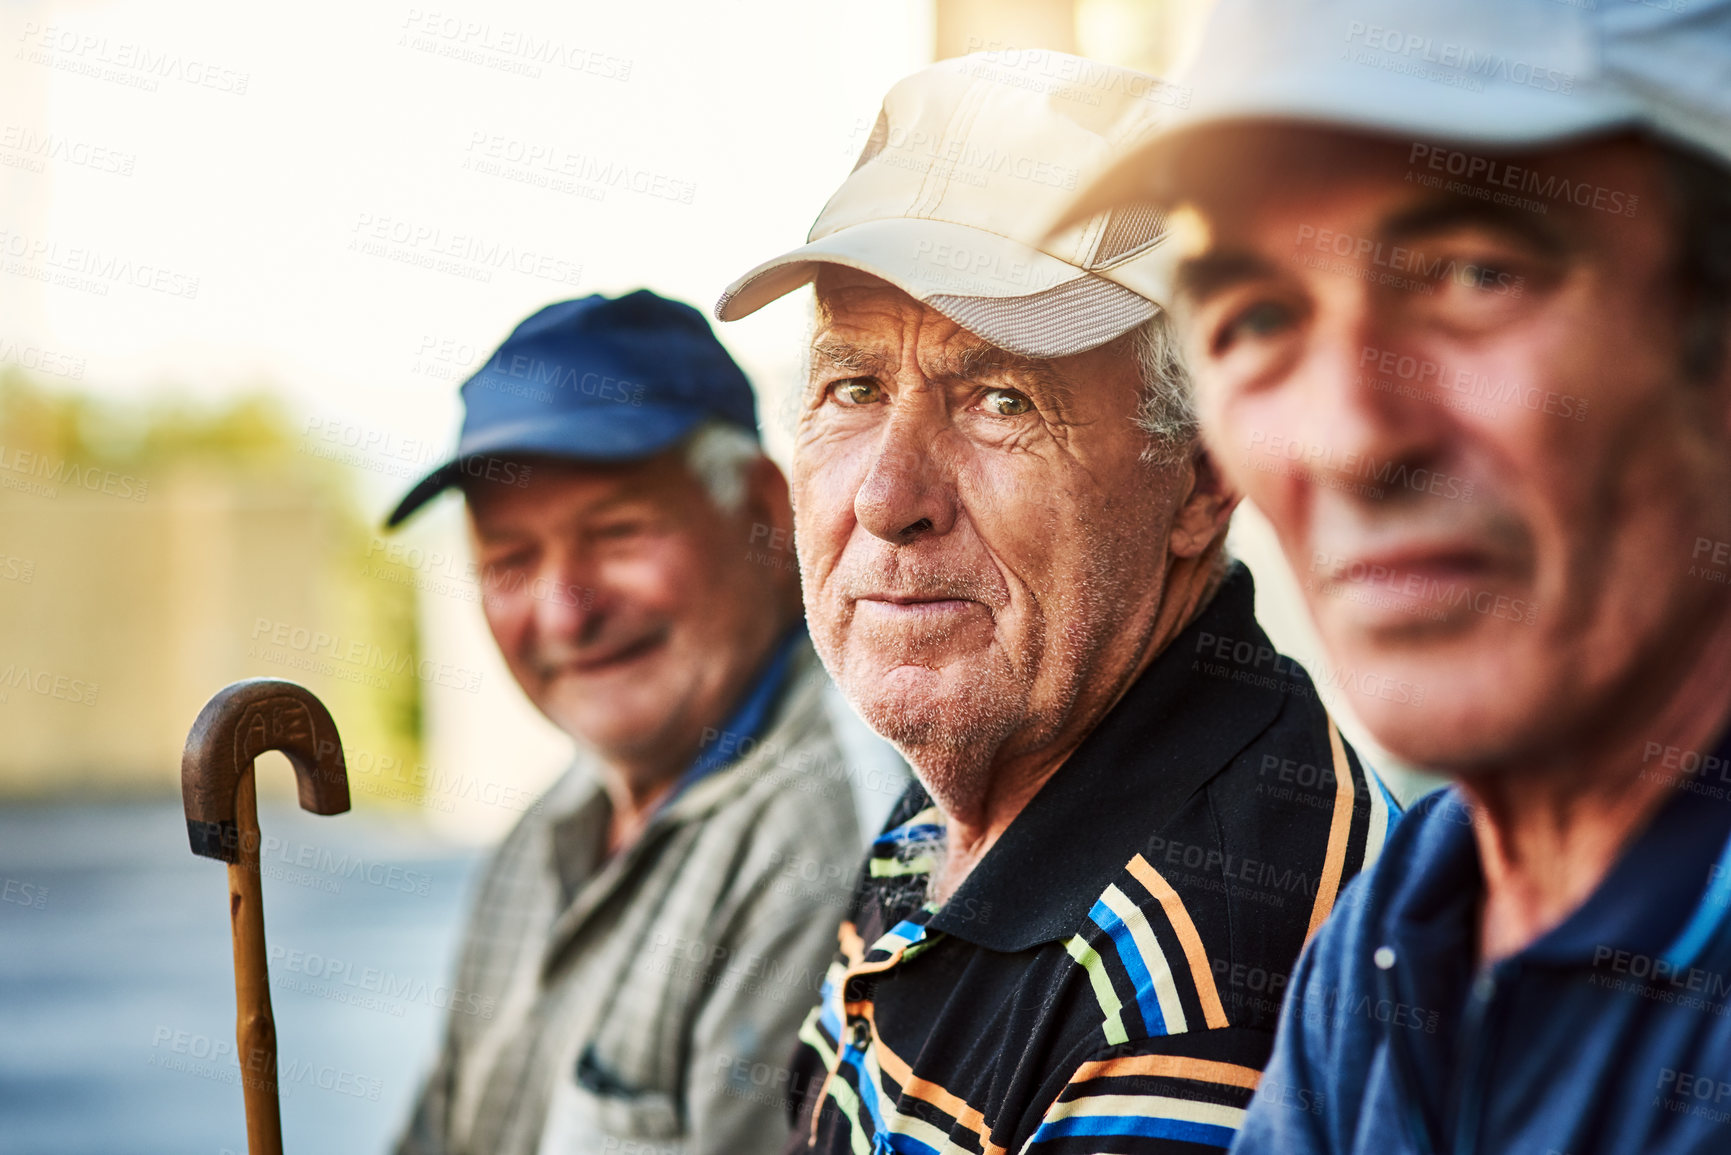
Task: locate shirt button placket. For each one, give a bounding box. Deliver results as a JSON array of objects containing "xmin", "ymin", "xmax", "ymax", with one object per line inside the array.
[{"xmin": 1453, "ymin": 964, "xmax": 1511, "ymax": 1155}]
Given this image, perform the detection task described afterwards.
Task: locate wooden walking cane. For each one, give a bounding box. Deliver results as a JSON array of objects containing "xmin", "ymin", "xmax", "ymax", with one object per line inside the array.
[{"xmin": 181, "ymin": 678, "xmax": 350, "ymax": 1155}]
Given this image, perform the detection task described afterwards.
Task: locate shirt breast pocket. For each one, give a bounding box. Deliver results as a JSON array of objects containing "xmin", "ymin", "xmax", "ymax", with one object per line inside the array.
[{"xmin": 536, "ymin": 1043, "xmax": 686, "ymax": 1155}]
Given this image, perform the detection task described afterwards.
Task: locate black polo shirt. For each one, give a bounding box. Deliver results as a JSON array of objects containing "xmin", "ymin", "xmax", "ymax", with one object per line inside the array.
[{"xmin": 783, "ymin": 564, "xmax": 1399, "ymax": 1155}]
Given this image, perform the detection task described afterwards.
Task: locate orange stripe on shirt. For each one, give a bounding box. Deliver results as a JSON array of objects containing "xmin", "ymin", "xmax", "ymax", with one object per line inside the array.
[
  {"xmin": 1305, "ymin": 718, "xmax": 1355, "ymax": 941},
  {"xmin": 837, "ymin": 920, "xmax": 865, "ymax": 966},
  {"xmin": 1068, "ymin": 1053, "xmax": 1263, "ymax": 1091},
  {"xmin": 807, "ymin": 920, "xmax": 867, "ymax": 1147},
  {"xmin": 862, "ymin": 1005, "xmax": 1008, "ymax": 1155},
  {"xmin": 1125, "ymin": 855, "xmax": 1231, "ymax": 1030}
]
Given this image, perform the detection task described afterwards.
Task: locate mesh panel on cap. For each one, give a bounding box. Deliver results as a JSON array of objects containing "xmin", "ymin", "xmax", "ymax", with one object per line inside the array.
[
  {"xmin": 1091, "ymin": 203, "xmax": 1168, "ymax": 267},
  {"xmin": 927, "ymin": 275, "xmax": 1159, "ymax": 359}
]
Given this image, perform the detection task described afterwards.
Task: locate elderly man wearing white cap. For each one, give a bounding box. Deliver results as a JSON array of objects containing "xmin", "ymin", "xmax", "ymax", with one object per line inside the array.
[
  {"xmin": 718, "ymin": 52, "xmax": 1394, "ymax": 1155},
  {"xmin": 1062, "ymin": 1, "xmax": 1731, "ymax": 1152}
]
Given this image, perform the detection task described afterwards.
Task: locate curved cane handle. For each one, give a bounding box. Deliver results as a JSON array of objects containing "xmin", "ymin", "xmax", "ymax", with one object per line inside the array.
[{"xmin": 181, "ymin": 678, "xmax": 350, "ymax": 862}]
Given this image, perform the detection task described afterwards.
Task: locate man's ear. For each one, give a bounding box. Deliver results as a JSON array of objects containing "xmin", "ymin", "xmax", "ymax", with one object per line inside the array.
[
  {"xmin": 1167, "ymin": 447, "xmax": 1240, "ymax": 559},
  {"xmin": 742, "ymin": 454, "xmax": 795, "ymax": 546}
]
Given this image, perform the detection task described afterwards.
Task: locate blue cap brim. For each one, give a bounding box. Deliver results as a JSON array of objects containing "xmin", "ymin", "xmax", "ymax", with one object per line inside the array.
[{"xmin": 383, "ymin": 405, "xmax": 714, "ymax": 528}]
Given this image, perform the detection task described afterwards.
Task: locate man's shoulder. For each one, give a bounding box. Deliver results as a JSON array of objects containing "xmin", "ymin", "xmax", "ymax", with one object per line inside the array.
[
  {"xmin": 1073, "ymin": 699, "xmax": 1396, "ymax": 1046},
  {"xmin": 451, "ymin": 761, "xmax": 600, "ymax": 913},
  {"xmin": 724, "ymin": 639, "xmax": 911, "ymax": 837},
  {"xmin": 711, "ymin": 647, "xmax": 859, "ymax": 811},
  {"xmin": 691, "ymin": 647, "xmax": 877, "ymax": 868},
  {"xmin": 1288, "ymin": 785, "xmax": 1463, "ymax": 1001},
  {"xmin": 1033, "ymin": 778, "xmax": 1424, "ymax": 1116},
  {"xmin": 483, "ymin": 758, "xmax": 598, "ymax": 853},
  {"xmin": 1200, "ymin": 686, "xmax": 1401, "ymax": 888}
]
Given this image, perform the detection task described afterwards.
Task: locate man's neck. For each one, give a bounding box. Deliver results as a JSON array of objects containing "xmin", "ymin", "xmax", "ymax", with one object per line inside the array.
[
  {"xmin": 928, "ymin": 553, "xmax": 1224, "ymax": 903},
  {"xmin": 593, "ymin": 605, "xmax": 800, "ymax": 859},
  {"xmin": 600, "ymin": 772, "xmax": 682, "ymax": 859},
  {"xmin": 1466, "ymin": 609, "xmax": 1731, "ymax": 965}
]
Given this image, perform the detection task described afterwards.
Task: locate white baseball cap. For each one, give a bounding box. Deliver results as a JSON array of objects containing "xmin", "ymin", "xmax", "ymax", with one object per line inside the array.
[
  {"xmin": 716, "ymin": 50, "xmax": 1185, "ymax": 359},
  {"xmin": 1061, "ymin": 0, "xmax": 1731, "ymax": 220}
]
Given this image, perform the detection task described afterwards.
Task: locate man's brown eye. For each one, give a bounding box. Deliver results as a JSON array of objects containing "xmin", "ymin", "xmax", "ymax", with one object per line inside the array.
[
  {"xmin": 832, "ymin": 380, "xmax": 884, "ymax": 406},
  {"xmin": 1219, "ymin": 300, "xmax": 1294, "ymax": 350},
  {"xmin": 982, "ymin": 388, "xmax": 1032, "ymax": 416},
  {"xmin": 592, "ymin": 520, "xmax": 645, "ymax": 542},
  {"xmin": 481, "ymin": 553, "xmax": 531, "ymax": 585}
]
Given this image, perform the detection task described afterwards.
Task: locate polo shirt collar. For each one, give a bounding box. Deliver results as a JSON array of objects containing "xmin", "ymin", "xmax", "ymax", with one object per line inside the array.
[
  {"xmin": 1530, "ymin": 743, "xmax": 1731, "ymax": 968},
  {"xmin": 1384, "ymin": 726, "xmax": 1731, "ymax": 971},
  {"xmin": 924, "ymin": 563, "xmax": 1290, "ymax": 952}
]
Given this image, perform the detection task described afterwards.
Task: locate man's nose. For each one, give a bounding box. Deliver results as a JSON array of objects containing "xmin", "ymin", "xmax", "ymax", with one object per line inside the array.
[
  {"xmin": 528, "ymin": 547, "xmax": 599, "ymax": 638},
  {"xmin": 1287, "ymin": 293, "xmax": 1453, "ymax": 497},
  {"xmin": 853, "ymin": 403, "xmax": 959, "ymax": 544}
]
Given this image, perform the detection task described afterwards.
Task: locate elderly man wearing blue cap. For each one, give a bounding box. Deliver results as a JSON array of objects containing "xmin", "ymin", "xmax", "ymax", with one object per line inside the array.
[
  {"xmin": 389, "ymin": 290, "xmax": 889, "ymax": 1155},
  {"xmin": 1064, "ymin": 1, "xmax": 1731, "ymax": 1152}
]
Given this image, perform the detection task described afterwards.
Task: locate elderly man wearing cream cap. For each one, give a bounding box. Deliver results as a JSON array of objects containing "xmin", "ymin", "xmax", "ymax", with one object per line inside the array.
[{"xmin": 718, "ymin": 52, "xmax": 1395, "ymax": 1155}]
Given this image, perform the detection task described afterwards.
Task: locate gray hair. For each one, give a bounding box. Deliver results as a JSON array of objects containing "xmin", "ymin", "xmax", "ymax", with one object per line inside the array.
[
  {"xmin": 1126, "ymin": 309, "xmax": 1200, "ymax": 467},
  {"xmin": 1127, "ymin": 310, "xmax": 1232, "ymax": 580},
  {"xmin": 682, "ymin": 420, "xmax": 762, "ymax": 514}
]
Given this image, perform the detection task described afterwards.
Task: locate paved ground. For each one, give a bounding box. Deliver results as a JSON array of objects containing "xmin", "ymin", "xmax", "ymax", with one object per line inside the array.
[{"xmin": 0, "ymin": 799, "xmax": 481, "ymax": 1155}]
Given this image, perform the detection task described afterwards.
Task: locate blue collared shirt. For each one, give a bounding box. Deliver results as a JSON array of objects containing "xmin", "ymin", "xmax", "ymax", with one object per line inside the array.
[{"xmin": 1234, "ymin": 728, "xmax": 1731, "ymax": 1155}]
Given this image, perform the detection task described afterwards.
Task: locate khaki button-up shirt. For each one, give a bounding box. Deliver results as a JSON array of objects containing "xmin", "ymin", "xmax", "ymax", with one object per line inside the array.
[{"xmin": 397, "ymin": 640, "xmax": 868, "ymax": 1155}]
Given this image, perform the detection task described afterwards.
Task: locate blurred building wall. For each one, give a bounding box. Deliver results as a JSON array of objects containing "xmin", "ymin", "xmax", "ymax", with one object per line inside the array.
[
  {"xmin": 0, "ymin": 478, "xmax": 317, "ymax": 791},
  {"xmin": 935, "ymin": 0, "xmax": 1211, "ymax": 74},
  {"xmin": 937, "ymin": 0, "xmax": 1077, "ymax": 58},
  {"xmin": 0, "ymin": 382, "xmax": 422, "ymax": 802}
]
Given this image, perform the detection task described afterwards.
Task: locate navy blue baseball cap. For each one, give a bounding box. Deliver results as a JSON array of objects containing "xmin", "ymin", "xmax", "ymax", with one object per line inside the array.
[{"xmin": 386, "ymin": 290, "xmax": 759, "ymax": 528}]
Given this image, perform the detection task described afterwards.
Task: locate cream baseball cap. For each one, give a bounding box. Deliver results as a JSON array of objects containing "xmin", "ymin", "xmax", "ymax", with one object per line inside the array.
[{"xmin": 715, "ymin": 50, "xmax": 1185, "ymax": 359}]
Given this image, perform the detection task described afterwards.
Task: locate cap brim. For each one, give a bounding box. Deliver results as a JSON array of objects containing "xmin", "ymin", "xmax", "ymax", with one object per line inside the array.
[
  {"xmin": 716, "ymin": 217, "xmax": 1157, "ymax": 359},
  {"xmin": 383, "ymin": 406, "xmax": 711, "ymax": 528},
  {"xmin": 1057, "ymin": 83, "xmax": 1640, "ymax": 230}
]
